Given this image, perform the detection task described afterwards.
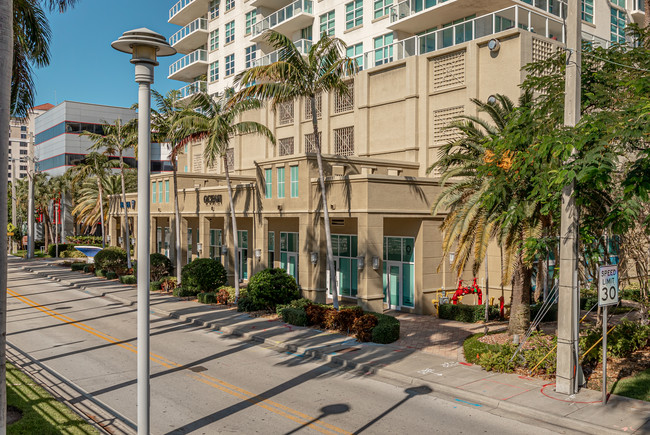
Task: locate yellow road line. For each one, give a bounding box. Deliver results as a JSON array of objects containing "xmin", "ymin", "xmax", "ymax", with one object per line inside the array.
[{"xmin": 7, "ymin": 288, "xmax": 351, "ymax": 435}]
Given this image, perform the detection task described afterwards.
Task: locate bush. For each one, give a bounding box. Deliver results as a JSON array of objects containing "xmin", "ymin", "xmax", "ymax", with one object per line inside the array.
[
  {"xmin": 83, "ymin": 264, "xmax": 95, "ymax": 274},
  {"xmin": 105, "ymin": 271, "xmax": 118, "ymax": 280},
  {"xmin": 352, "ymin": 314, "xmax": 379, "ymax": 342},
  {"xmin": 237, "ymin": 296, "xmax": 264, "ymax": 312},
  {"xmin": 279, "ymin": 307, "xmax": 308, "ymax": 326},
  {"xmin": 530, "ymin": 303, "xmax": 558, "ymax": 322},
  {"xmin": 306, "ymin": 304, "xmax": 329, "ymax": 328},
  {"xmin": 276, "ymin": 298, "xmax": 312, "ymax": 315},
  {"xmin": 161, "ymin": 276, "xmax": 177, "ymax": 292},
  {"xmin": 150, "ymin": 280, "xmax": 162, "ymax": 291},
  {"xmin": 247, "ymin": 268, "xmax": 300, "ymax": 311},
  {"xmin": 181, "ymin": 259, "xmax": 227, "ymax": 293},
  {"xmin": 198, "ymin": 292, "xmax": 218, "ymax": 304},
  {"xmin": 324, "ymin": 307, "xmax": 363, "ymax": 332},
  {"xmin": 133, "ymin": 253, "xmax": 173, "ymax": 281},
  {"xmin": 438, "ymin": 303, "xmax": 501, "ymax": 323},
  {"xmin": 173, "ymin": 287, "xmax": 196, "ymax": 298},
  {"xmin": 94, "ymin": 247, "xmax": 127, "ymax": 273},
  {"xmin": 216, "ymin": 288, "xmax": 230, "ymax": 305},
  {"xmin": 176, "ymin": 285, "xmax": 202, "ymax": 297},
  {"xmin": 370, "ymin": 312, "xmax": 400, "ymax": 344},
  {"xmin": 620, "ymin": 287, "xmax": 642, "ymax": 302},
  {"xmin": 66, "ymin": 235, "xmax": 102, "ymax": 245},
  {"xmin": 71, "ymin": 262, "xmax": 86, "ymax": 271},
  {"xmin": 61, "ymin": 249, "xmax": 86, "ymax": 258},
  {"xmin": 478, "ymin": 344, "xmax": 517, "ymax": 373},
  {"xmin": 581, "ymin": 320, "xmax": 650, "ymax": 362},
  {"xmin": 47, "ymin": 244, "xmax": 69, "ymax": 257},
  {"xmin": 120, "ymin": 275, "xmax": 137, "ymax": 285},
  {"xmin": 463, "ymin": 333, "xmax": 505, "ymax": 364},
  {"xmin": 95, "ymin": 269, "xmax": 106, "ymax": 278},
  {"xmin": 222, "ymin": 286, "xmax": 247, "ymax": 303},
  {"xmin": 580, "ymin": 296, "xmax": 599, "ymax": 311}
]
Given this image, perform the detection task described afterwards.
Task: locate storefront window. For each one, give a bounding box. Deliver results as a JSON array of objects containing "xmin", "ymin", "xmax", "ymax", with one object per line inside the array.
[
  {"xmin": 329, "ymin": 234, "xmax": 358, "ymax": 297},
  {"xmin": 280, "ymin": 232, "xmax": 298, "ymax": 282},
  {"xmin": 383, "ymin": 236, "xmax": 415, "ymax": 308},
  {"xmin": 238, "ymin": 230, "xmax": 248, "ymax": 280}
]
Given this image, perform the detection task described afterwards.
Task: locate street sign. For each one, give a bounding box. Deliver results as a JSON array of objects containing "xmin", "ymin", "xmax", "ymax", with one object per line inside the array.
[{"xmin": 598, "ymin": 265, "xmax": 618, "ymax": 307}]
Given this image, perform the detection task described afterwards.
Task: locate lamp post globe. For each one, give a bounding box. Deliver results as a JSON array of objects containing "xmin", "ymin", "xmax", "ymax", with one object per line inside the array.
[{"xmin": 111, "ymin": 28, "xmax": 175, "ymax": 435}]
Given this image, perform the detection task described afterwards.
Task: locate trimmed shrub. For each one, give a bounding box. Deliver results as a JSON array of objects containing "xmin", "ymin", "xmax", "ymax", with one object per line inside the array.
[
  {"xmin": 47, "ymin": 244, "xmax": 69, "ymax": 257},
  {"xmin": 173, "ymin": 286, "xmax": 196, "ymax": 298},
  {"xmin": 352, "ymin": 314, "xmax": 379, "ymax": 342},
  {"xmin": 276, "ymin": 298, "xmax": 312, "ymax": 315},
  {"xmin": 306, "ymin": 304, "xmax": 328, "ymax": 328},
  {"xmin": 61, "ymin": 249, "xmax": 86, "ymax": 259},
  {"xmin": 134, "ymin": 253, "xmax": 173, "ymax": 281},
  {"xmin": 237, "ymin": 296, "xmax": 264, "ymax": 312},
  {"xmin": 370, "ymin": 312, "xmax": 400, "ymax": 344},
  {"xmin": 105, "ymin": 271, "xmax": 118, "ymax": 280},
  {"xmin": 279, "ymin": 307, "xmax": 308, "ymax": 326},
  {"xmin": 438, "ymin": 303, "xmax": 500, "ymax": 323},
  {"xmin": 530, "ymin": 303, "xmax": 558, "ymax": 322},
  {"xmin": 216, "ymin": 288, "xmax": 230, "ymax": 305},
  {"xmin": 120, "ymin": 275, "xmax": 137, "ymax": 285},
  {"xmin": 95, "ymin": 269, "xmax": 107, "ymax": 278},
  {"xmin": 198, "ymin": 292, "xmax": 218, "ymax": 304},
  {"xmin": 161, "ymin": 276, "xmax": 177, "ymax": 292},
  {"xmin": 181, "ymin": 259, "xmax": 227, "ymax": 293},
  {"xmin": 580, "ymin": 296, "xmax": 599, "ymax": 311},
  {"xmin": 94, "ymin": 247, "xmax": 127, "ymax": 273},
  {"xmin": 176, "ymin": 285, "xmax": 202, "ymax": 297},
  {"xmin": 150, "ymin": 280, "xmax": 162, "ymax": 291},
  {"xmin": 71, "ymin": 262, "xmax": 86, "ymax": 271},
  {"xmin": 83, "ymin": 264, "xmax": 95, "ymax": 274},
  {"xmin": 222, "ymin": 286, "xmax": 247, "ymax": 303},
  {"xmin": 463, "ymin": 333, "xmax": 507, "ymax": 364},
  {"xmin": 247, "ymin": 268, "xmax": 300, "ymax": 311}
]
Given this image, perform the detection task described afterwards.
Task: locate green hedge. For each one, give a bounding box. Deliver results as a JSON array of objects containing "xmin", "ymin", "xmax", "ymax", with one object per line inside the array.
[
  {"xmin": 150, "ymin": 280, "xmax": 162, "ymax": 291},
  {"xmin": 105, "ymin": 271, "xmax": 118, "ymax": 280},
  {"xmin": 95, "ymin": 269, "xmax": 106, "ymax": 278},
  {"xmin": 94, "ymin": 247, "xmax": 127, "ymax": 273},
  {"xmin": 279, "ymin": 307, "xmax": 308, "ymax": 326},
  {"xmin": 370, "ymin": 312, "xmax": 400, "ymax": 344},
  {"xmin": 83, "ymin": 264, "xmax": 94, "ymax": 274},
  {"xmin": 71, "ymin": 262, "xmax": 86, "ymax": 271},
  {"xmin": 173, "ymin": 287, "xmax": 197, "ymax": 298},
  {"xmin": 438, "ymin": 304, "xmax": 501, "ymax": 323},
  {"xmin": 119, "ymin": 275, "xmax": 137, "ymax": 285},
  {"xmin": 133, "ymin": 253, "xmax": 173, "ymax": 281},
  {"xmin": 463, "ymin": 333, "xmax": 505, "ymax": 364},
  {"xmin": 47, "ymin": 244, "xmax": 69, "ymax": 258},
  {"xmin": 580, "ymin": 296, "xmax": 598, "ymax": 311},
  {"xmin": 198, "ymin": 292, "xmax": 218, "ymax": 304},
  {"xmin": 530, "ymin": 303, "xmax": 558, "ymax": 322},
  {"xmin": 247, "ymin": 268, "xmax": 300, "ymax": 311},
  {"xmin": 181, "ymin": 259, "xmax": 227, "ymax": 293}
]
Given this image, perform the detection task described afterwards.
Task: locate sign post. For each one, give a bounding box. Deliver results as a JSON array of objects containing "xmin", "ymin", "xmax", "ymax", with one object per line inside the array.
[{"xmin": 598, "ymin": 265, "xmax": 618, "ymax": 405}]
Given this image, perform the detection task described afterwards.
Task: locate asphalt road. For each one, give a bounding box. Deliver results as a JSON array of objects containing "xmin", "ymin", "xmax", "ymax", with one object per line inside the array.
[{"xmin": 6, "ymin": 260, "xmax": 565, "ymax": 434}]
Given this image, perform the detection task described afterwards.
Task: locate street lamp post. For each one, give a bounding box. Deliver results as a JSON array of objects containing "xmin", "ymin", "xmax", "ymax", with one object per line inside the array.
[
  {"xmin": 11, "ymin": 157, "xmax": 17, "ymax": 254},
  {"xmin": 27, "ymin": 149, "xmax": 35, "ymax": 260},
  {"xmin": 112, "ymin": 28, "xmax": 175, "ymax": 434}
]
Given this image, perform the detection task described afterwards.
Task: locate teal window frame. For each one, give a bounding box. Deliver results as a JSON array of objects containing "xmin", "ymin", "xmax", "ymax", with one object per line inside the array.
[
  {"xmin": 225, "ymin": 21, "xmax": 235, "ymax": 44},
  {"xmin": 209, "ymin": 29, "xmax": 219, "ymax": 51},
  {"xmin": 245, "ymin": 45, "xmax": 257, "ymax": 68},
  {"xmin": 346, "ymin": 43, "xmax": 363, "ymax": 70},
  {"xmin": 581, "ymin": 0, "xmax": 594, "ymax": 23},
  {"xmin": 265, "ymin": 168, "xmax": 272, "ymax": 199},
  {"xmin": 225, "ymin": 54, "xmax": 235, "ymax": 76},
  {"xmin": 152, "ymin": 182, "xmax": 157, "ymax": 203},
  {"xmin": 610, "ymin": 7, "xmax": 626, "ymax": 43},
  {"xmin": 238, "ymin": 230, "xmax": 248, "ymax": 280},
  {"xmin": 373, "ymin": 0, "xmax": 393, "ymax": 19},
  {"xmin": 382, "ymin": 236, "xmax": 415, "ymax": 308},
  {"xmin": 268, "ymin": 231, "xmax": 275, "ymax": 266},
  {"xmin": 277, "ymin": 167, "xmax": 285, "ymax": 199},
  {"xmin": 164, "ymin": 180, "xmax": 170, "ymax": 202},
  {"xmin": 245, "ymin": 10, "xmax": 257, "ymax": 35},
  {"xmin": 373, "ymin": 33, "xmax": 394, "ymax": 66},
  {"xmin": 225, "ymin": 0, "xmax": 234, "ymax": 11},
  {"xmin": 290, "ymin": 165, "xmax": 298, "ymax": 198},
  {"xmin": 345, "ymin": 0, "xmax": 363, "ymax": 30},
  {"xmin": 319, "ymin": 10, "xmax": 335, "ymax": 36},
  {"xmin": 209, "ymin": 229, "xmax": 222, "ymax": 260},
  {"xmin": 158, "ymin": 181, "xmax": 163, "ymax": 203},
  {"xmin": 209, "ymin": 61, "xmax": 219, "ymax": 82}
]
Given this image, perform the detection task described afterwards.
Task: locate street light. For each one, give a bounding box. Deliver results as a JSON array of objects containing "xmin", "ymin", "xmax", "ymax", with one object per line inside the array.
[{"xmin": 111, "ymin": 28, "xmax": 175, "ymax": 435}]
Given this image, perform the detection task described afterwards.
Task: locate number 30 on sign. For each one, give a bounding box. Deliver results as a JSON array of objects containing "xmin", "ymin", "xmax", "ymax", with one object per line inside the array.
[{"xmin": 598, "ymin": 265, "xmax": 619, "ymax": 307}]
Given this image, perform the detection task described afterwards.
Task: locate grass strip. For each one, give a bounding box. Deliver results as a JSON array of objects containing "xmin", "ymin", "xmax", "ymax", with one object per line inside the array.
[{"xmin": 611, "ymin": 368, "xmax": 650, "ymax": 402}]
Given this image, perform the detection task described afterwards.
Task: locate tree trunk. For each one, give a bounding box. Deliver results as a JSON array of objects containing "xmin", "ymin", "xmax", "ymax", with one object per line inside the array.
[
  {"xmin": 645, "ymin": 0, "xmax": 650, "ymax": 28},
  {"xmin": 311, "ymin": 95, "xmax": 339, "ymax": 309},
  {"xmin": 224, "ymin": 154, "xmax": 240, "ymax": 300},
  {"xmin": 1, "ymin": 1, "xmax": 13, "ymax": 429},
  {"xmin": 119, "ymin": 151, "xmax": 132, "ymax": 269},
  {"xmin": 97, "ymin": 178, "xmax": 105, "ymax": 249},
  {"xmin": 509, "ymin": 253, "xmax": 532, "ymax": 336},
  {"xmin": 534, "ymin": 255, "xmax": 546, "ymax": 303},
  {"xmin": 173, "ymin": 158, "xmax": 182, "ymax": 283}
]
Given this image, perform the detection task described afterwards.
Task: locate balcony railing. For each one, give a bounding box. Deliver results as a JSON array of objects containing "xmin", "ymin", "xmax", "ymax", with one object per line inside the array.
[
  {"xmin": 170, "ymin": 18, "xmax": 207, "ymax": 47},
  {"xmin": 170, "ymin": 0, "xmax": 197, "ymax": 21},
  {"xmin": 169, "ymin": 49, "xmax": 207, "ymax": 76},
  {"xmin": 369, "ymin": 5, "xmax": 564, "ymax": 70},
  {"xmin": 252, "ymin": 39, "xmax": 312, "ymax": 67},
  {"xmin": 252, "ymin": 0, "xmax": 313, "ymax": 36},
  {"xmin": 179, "ymin": 80, "xmax": 207, "ymax": 100}
]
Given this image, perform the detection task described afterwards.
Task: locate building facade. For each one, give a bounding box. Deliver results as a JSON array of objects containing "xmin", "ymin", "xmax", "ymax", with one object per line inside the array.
[{"xmin": 8, "ymin": 103, "xmax": 53, "ymax": 183}]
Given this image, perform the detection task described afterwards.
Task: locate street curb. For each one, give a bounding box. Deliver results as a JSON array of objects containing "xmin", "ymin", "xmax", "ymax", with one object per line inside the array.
[{"xmin": 18, "ymin": 264, "xmax": 627, "ymax": 435}]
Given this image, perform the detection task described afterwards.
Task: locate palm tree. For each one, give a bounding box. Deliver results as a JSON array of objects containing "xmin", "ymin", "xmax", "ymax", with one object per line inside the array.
[
  {"xmin": 70, "ymin": 152, "xmax": 116, "ymax": 249},
  {"xmin": 81, "ymin": 119, "xmax": 137, "ymax": 267},
  {"xmin": 49, "ymin": 174, "xmax": 69, "ymax": 245},
  {"xmin": 151, "ymin": 89, "xmax": 186, "ymax": 282},
  {"xmin": 234, "ymin": 31, "xmax": 357, "ymax": 309},
  {"xmin": 176, "ymin": 90, "xmax": 275, "ymax": 300},
  {"xmin": 73, "ymin": 172, "xmax": 135, "ymax": 234}
]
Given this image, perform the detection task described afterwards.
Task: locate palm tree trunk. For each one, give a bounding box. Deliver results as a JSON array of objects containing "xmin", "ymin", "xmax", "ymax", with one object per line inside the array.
[
  {"xmin": 0, "ymin": 1, "xmax": 13, "ymax": 428},
  {"xmin": 173, "ymin": 158, "xmax": 182, "ymax": 282},
  {"xmin": 119, "ymin": 152, "xmax": 132, "ymax": 268},
  {"xmin": 311, "ymin": 96, "xmax": 339, "ymax": 309},
  {"xmin": 224, "ymin": 154, "xmax": 240, "ymax": 300},
  {"xmin": 97, "ymin": 178, "xmax": 106, "ymax": 249},
  {"xmin": 534, "ymin": 255, "xmax": 546, "ymax": 303},
  {"xmin": 645, "ymin": 0, "xmax": 650, "ymax": 28},
  {"xmin": 509, "ymin": 251, "xmax": 532, "ymax": 336}
]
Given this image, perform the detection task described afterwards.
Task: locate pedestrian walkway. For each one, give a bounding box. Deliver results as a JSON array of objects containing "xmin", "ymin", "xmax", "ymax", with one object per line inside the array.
[{"xmin": 9, "ymin": 257, "xmax": 650, "ymax": 434}]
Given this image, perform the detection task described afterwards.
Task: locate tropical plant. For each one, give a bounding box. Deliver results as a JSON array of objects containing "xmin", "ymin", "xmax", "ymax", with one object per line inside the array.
[
  {"xmin": 234, "ymin": 30, "xmax": 357, "ymax": 309},
  {"xmin": 81, "ymin": 118, "xmax": 137, "ymax": 268},
  {"xmin": 175, "ymin": 89, "xmax": 275, "ymax": 301}
]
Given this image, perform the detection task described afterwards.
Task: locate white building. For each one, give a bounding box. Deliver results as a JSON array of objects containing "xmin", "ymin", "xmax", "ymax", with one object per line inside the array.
[
  {"xmin": 8, "ymin": 103, "xmax": 53, "ymax": 182},
  {"xmin": 167, "ymin": 0, "xmax": 646, "ymax": 98}
]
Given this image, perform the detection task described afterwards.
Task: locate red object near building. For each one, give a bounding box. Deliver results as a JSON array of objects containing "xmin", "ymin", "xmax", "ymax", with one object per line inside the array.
[{"xmin": 451, "ymin": 278, "xmax": 483, "ymax": 305}]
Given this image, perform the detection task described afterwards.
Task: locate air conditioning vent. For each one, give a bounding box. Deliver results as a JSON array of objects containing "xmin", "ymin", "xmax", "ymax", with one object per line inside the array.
[{"xmin": 332, "ymin": 219, "xmax": 345, "ymax": 226}]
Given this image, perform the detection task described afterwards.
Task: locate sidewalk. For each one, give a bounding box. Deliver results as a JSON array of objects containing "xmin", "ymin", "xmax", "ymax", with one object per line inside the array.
[{"xmin": 12, "ymin": 258, "xmax": 650, "ymax": 434}]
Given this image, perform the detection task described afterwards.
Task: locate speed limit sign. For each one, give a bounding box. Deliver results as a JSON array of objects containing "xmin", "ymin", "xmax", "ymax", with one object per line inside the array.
[{"xmin": 598, "ymin": 265, "xmax": 619, "ymax": 307}]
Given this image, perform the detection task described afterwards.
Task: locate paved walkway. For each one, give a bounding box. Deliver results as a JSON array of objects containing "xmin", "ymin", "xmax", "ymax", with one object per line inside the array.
[{"xmin": 10, "ymin": 257, "xmax": 650, "ymax": 434}]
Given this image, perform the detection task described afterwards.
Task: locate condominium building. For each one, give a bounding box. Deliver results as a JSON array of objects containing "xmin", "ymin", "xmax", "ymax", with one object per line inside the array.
[
  {"xmin": 110, "ymin": 1, "xmax": 645, "ymax": 316},
  {"xmin": 8, "ymin": 103, "xmax": 53, "ymax": 183}
]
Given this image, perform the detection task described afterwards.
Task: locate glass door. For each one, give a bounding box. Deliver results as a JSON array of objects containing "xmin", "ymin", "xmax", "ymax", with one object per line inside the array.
[{"xmin": 384, "ymin": 261, "xmax": 401, "ymax": 309}]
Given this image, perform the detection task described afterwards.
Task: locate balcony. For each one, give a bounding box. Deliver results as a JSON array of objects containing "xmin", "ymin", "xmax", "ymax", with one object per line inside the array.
[
  {"xmin": 367, "ymin": 5, "xmax": 564, "ymax": 70},
  {"xmin": 170, "ymin": 18, "xmax": 208, "ymax": 54},
  {"xmin": 251, "ymin": 0, "xmax": 314, "ymax": 43},
  {"xmin": 252, "ymin": 39, "xmax": 312, "ymax": 67},
  {"xmin": 178, "ymin": 80, "xmax": 207, "ymax": 101},
  {"xmin": 169, "ymin": 0, "xmax": 208, "ymax": 26},
  {"xmin": 388, "ymin": 0, "xmax": 565, "ymax": 34},
  {"xmin": 631, "ymin": 0, "xmax": 646, "ymax": 23},
  {"xmin": 250, "ymin": 0, "xmax": 293, "ymax": 8},
  {"xmin": 168, "ymin": 49, "xmax": 208, "ymax": 82}
]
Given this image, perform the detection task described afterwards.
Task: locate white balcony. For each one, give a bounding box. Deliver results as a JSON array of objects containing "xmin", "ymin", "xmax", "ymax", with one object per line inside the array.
[
  {"xmin": 250, "ymin": 0, "xmax": 293, "ymax": 8},
  {"xmin": 367, "ymin": 5, "xmax": 564, "ymax": 70},
  {"xmin": 178, "ymin": 80, "xmax": 207, "ymax": 101},
  {"xmin": 631, "ymin": 0, "xmax": 646, "ymax": 23},
  {"xmin": 168, "ymin": 49, "xmax": 208, "ymax": 82},
  {"xmin": 252, "ymin": 39, "xmax": 312, "ymax": 67},
  {"xmin": 169, "ymin": 0, "xmax": 208, "ymax": 26},
  {"xmin": 251, "ymin": 0, "xmax": 314, "ymax": 43},
  {"xmin": 170, "ymin": 18, "xmax": 208, "ymax": 54}
]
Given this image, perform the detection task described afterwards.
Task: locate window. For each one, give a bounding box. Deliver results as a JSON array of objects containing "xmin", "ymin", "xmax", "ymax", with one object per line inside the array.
[
  {"xmin": 21, "ymin": 134, "xmax": 26, "ymax": 139},
  {"xmin": 238, "ymin": 230, "xmax": 248, "ymax": 280},
  {"xmin": 152, "ymin": 182, "xmax": 157, "ymax": 203},
  {"xmin": 209, "ymin": 30, "xmax": 219, "ymax": 51},
  {"xmin": 373, "ymin": 33, "xmax": 393, "ymax": 66},
  {"xmin": 305, "ymin": 94, "xmax": 322, "ymax": 119},
  {"xmin": 265, "ymin": 168, "xmax": 272, "ymax": 199},
  {"xmin": 268, "ymin": 231, "xmax": 275, "ymax": 266},
  {"xmin": 245, "ymin": 10, "xmax": 257, "ymax": 35},
  {"xmin": 245, "ymin": 45, "xmax": 257, "ymax": 68},
  {"xmin": 290, "ymin": 165, "xmax": 298, "ymax": 198},
  {"xmin": 20, "ymin": 142, "xmax": 27, "ymax": 147},
  {"xmin": 209, "ymin": 229, "xmax": 222, "ymax": 260},
  {"xmin": 280, "ymin": 232, "xmax": 299, "ymax": 282},
  {"xmin": 187, "ymin": 228, "xmax": 193, "ymax": 264},
  {"xmin": 277, "ymin": 167, "xmax": 285, "ymax": 198},
  {"xmin": 165, "ymin": 180, "xmax": 170, "ymax": 202},
  {"xmin": 209, "ymin": 61, "xmax": 219, "ymax": 82},
  {"xmin": 611, "ymin": 0, "xmax": 625, "ymax": 7},
  {"xmin": 346, "ymin": 43, "xmax": 363, "ymax": 70},
  {"xmin": 225, "ymin": 54, "xmax": 235, "ymax": 76},
  {"xmin": 305, "ymin": 132, "xmax": 322, "ymax": 153},
  {"xmin": 158, "ymin": 181, "xmax": 163, "ymax": 203},
  {"xmin": 301, "ymin": 26, "xmax": 313, "ymax": 41},
  {"xmin": 209, "ymin": 0, "xmax": 219, "ymax": 19},
  {"xmin": 279, "ymin": 137, "xmax": 294, "ymax": 156},
  {"xmin": 374, "ymin": 0, "xmax": 393, "ymax": 19},
  {"xmin": 581, "ymin": 0, "xmax": 594, "ymax": 23},
  {"xmin": 345, "ymin": 0, "xmax": 363, "ymax": 29},
  {"xmin": 320, "ymin": 10, "xmax": 335, "ymax": 36},
  {"xmin": 225, "ymin": 21, "xmax": 235, "ymax": 44},
  {"xmin": 611, "ymin": 7, "xmax": 626, "ymax": 43},
  {"xmin": 19, "ymin": 149, "xmax": 27, "ymax": 155},
  {"xmin": 334, "ymin": 81, "xmax": 354, "ymax": 113},
  {"xmin": 383, "ymin": 236, "xmax": 415, "ymax": 308},
  {"xmin": 20, "ymin": 126, "xmax": 27, "ymax": 131},
  {"xmin": 328, "ymin": 234, "xmax": 359, "ymax": 297},
  {"xmin": 334, "ymin": 127, "xmax": 354, "ymax": 156},
  {"xmin": 278, "ymin": 101, "xmax": 294, "ymax": 125},
  {"xmin": 225, "ymin": 0, "xmax": 234, "ymax": 11}
]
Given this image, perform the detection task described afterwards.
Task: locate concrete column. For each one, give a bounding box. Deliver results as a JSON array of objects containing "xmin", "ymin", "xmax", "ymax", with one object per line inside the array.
[
  {"xmin": 199, "ymin": 216, "xmax": 209, "ymax": 259},
  {"xmin": 357, "ymin": 214, "xmax": 384, "ymax": 313},
  {"xmin": 150, "ymin": 217, "xmax": 157, "ymax": 253},
  {"xmin": 132, "ymin": 215, "xmax": 138, "ymax": 261},
  {"xmin": 180, "ymin": 217, "xmax": 188, "ymax": 266},
  {"xmin": 252, "ymin": 216, "xmax": 267, "ymax": 275}
]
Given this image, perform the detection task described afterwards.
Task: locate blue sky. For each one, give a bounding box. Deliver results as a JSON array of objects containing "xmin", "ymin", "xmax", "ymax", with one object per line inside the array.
[{"xmin": 35, "ymin": 0, "xmax": 180, "ymax": 109}]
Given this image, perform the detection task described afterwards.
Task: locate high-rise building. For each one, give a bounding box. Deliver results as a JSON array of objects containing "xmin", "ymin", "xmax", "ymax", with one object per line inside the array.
[{"xmin": 8, "ymin": 103, "xmax": 53, "ymax": 182}]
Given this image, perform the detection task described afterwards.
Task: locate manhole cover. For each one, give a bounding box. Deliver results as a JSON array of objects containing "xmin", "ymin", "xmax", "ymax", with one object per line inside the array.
[{"xmin": 189, "ymin": 366, "xmax": 208, "ymax": 373}]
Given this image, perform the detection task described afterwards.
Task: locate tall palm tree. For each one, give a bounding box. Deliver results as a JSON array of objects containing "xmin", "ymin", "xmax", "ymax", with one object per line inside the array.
[
  {"xmin": 73, "ymin": 172, "xmax": 135, "ymax": 234},
  {"xmin": 70, "ymin": 152, "xmax": 116, "ymax": 249},
  {"xmin": 234, "ymin": 31, "xmax": 357, "ymax": 309},
  {"xmin": 49, "ymin": 174, "xmax": 69, "ymax": 245},
  {"xmin": 151, "ymin": 89, "xmax": 186, "ymax": 281},
  {"xmin": 82, "ymin": 118, "xmax": 137, "ymax": 267},
  {"xmin": 176, "ymin": 90, "xmax": 275, "ymax": 300}
]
